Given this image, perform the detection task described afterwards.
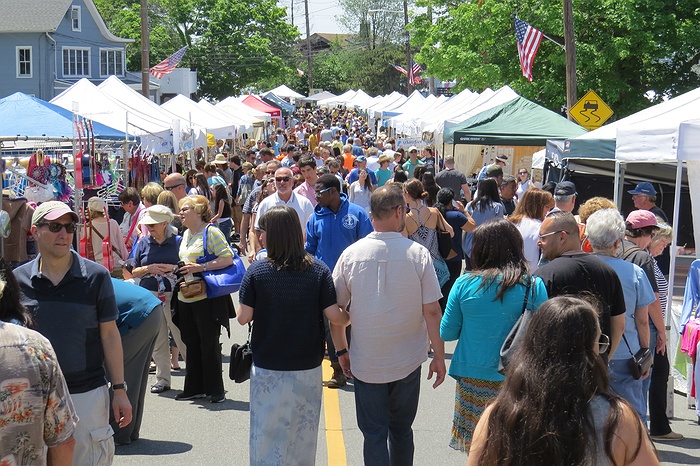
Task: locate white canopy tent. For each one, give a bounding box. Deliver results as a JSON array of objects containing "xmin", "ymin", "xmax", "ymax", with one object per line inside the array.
[
  {"xmin": 344, "ymin": 89, "xmax": 374, "ymax": 109},
  {"xmin": 386, "ymin": 95, "xmax": 447, "ymax": 136},
  {"xmin": 162, "ymin": 95, "xmax": 244, "ymax": 140},
  {"xmin": 195, "ymin": 99, "xmax": 255, "ymax": 133},
  {"xmin": 267, "ymin": 84, "xmax": 305, "ymax": 100},
  {"xmin": 97, "ymin": 76, "xmax": 207, "ymax": 150},
  {"xmin": 318, "ymin": 89, "xmax": 358, "ymax": 108},
  {"xmin": 678, "ymin": 120, "xmax": 700, "ymax": 253},
  {"xmin": 216, "ymin": 97, "xmax": 271, "ymax": 124},
  {"xmin": 434, "ymin": 86, "xmax": 520, "ymax": 151},
  {"xmin": 51, "ymin": 78, "xmax": 173, "ymax": 152}
]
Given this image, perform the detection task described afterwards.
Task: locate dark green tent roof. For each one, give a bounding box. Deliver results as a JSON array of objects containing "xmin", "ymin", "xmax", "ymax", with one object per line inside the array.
[{"xmin": 444, "ymin": 96, "xmax": 587, "ymax": 145}]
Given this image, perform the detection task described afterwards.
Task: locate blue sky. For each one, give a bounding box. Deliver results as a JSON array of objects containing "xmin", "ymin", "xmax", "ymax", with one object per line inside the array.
[{"xmin": 280, "ymin": 0, "xmax": 345, "ymax": 35}]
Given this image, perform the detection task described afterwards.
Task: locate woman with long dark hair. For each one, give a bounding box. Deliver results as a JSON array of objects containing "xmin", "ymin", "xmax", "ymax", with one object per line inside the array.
[
  {"xmin": 421, "ymin": 172, "xmax": 440, "ymax": 207},
  {"xmin": 435, "ymin": 188, "xmax": 475, "ymax": 311},
  {"xmin": 468, "ymin": 296, "xmax": 659, "ymax": 466},
  {"xmin": 210, "ymin": 183, "xmax": 232, "ymax": 245},
  {"xmin": 348, "ymin": 168, "xmax": 374, "ymax": 213},
  {"xmin": 441, "ymin": 218, "xmax": 548, "ymax": 452},
  {"xmin": 238, "ymin": 206, "xmax": 349, "ymax": 465},
  {"xmin": 463, "ymin": 178, "xmax": 504, "ymax": 270},
  {"xmin": 0, "ymin": 258, "xmax": 32, "ymax": 327}
]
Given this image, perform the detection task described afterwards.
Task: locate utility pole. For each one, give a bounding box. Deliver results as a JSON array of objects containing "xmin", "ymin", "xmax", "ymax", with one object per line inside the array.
[
  {"xmin": 563, "ymin": 0, "xmax": 577, "ymax": 120},
  {"xmin": 427, "ymin": 5, "xmax": 434, "ymax": 96},
  {"xmin": 290, "ymin": 0, "xmax": 294, "ymax": 28},
  {"xmin": 404, "ymin": 0, "xmax": 411, "ymax": 94},
  {"xmin": 304, "ymin": 0, "xmax": 313, "ymax": 94},
  {"xmin": 140, "ymin": 0, "xmax": 149, "ymax": 98}
]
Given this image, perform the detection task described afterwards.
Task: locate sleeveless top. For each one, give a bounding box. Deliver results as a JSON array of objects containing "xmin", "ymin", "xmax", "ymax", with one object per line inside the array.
[
  {"xmin": 585, "ymin": 395, "xmax": 613, "ymax": 466},
  {"xmin": 408, "ymin": 208, "xmax": 441, "ymax": 261}
]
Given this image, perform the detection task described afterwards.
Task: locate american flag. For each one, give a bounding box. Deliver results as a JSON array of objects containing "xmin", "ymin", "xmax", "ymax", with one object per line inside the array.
[
  {"xmin": 409, "ymin": 62, "xmax": 422, "ymax": 86},
  {"xmin": 392, "ymin": 64, "xmax": 408, "ymax": 76},
  {"xmin": 514, "ymin": 17, "xmax": 543, "ymax": 82},
  {"xmin": 150, "ymin": 46, "xmax": 188, "ymax": 79}
]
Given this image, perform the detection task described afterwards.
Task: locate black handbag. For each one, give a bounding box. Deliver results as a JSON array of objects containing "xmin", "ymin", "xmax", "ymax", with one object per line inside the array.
[
  {"xmin": 623, "ymin": 335, "xmax": 653, "ymax": 380},
  {"xmin": 498, "ymin": 278, "xmax": 533, "ymax": 375},
  {"xmin": 229, "ymin": 324, "xmax": 253, "ymax": 383},
  {"xmin": 436, "ymin": 213, "xmax": 457, "ymax": 259}
]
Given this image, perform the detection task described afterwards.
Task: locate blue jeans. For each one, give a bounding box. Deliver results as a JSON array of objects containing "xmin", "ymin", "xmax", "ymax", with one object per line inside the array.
[
  {"xmin": 354, "ymin": 366, "xmax": 421, "ymax": 466},
  {"xmin": 216, "ymin": 218, "xmax": 232, "ymax": 245},
  {"xmin": 609, "ymin": 358, "xmax": 646, "ymax": 424}
]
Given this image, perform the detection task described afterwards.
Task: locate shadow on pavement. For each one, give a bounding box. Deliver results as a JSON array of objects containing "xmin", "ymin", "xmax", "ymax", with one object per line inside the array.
[
  {"xmin": 116, "ymin": 439, "xmax": 192, "ymax": 456},
  {"xmin": 658, "ymin": 450, "xmax": 700, "ymax": 464}
]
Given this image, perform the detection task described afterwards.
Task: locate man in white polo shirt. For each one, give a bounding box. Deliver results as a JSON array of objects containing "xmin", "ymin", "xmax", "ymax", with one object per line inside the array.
[
  {"xmin": 332, "ymin": 184, "xmax": 446, "ymax": 465},
  {"xmin": 254, "ymin": 167, "xmax": 314, "ymax": 253}
]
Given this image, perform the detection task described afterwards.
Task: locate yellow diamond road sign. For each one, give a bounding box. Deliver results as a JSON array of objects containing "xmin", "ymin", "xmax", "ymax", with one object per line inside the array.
[{"xmin": 569, "ymin": 90, "xmax": 613, "ymax": 130}]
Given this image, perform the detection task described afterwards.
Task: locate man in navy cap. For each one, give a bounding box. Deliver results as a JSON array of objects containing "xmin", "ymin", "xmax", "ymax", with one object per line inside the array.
[
  {"xmin": 628, "ymin": 182, "xmax": 670, "ymax": 276},
  {"xmin": 553, "ymin": 180, "xmax": 577, "ymax": 213},
  {"xmin": 629, "ymin": 182, "xmax": 668, "ymax": 222}
]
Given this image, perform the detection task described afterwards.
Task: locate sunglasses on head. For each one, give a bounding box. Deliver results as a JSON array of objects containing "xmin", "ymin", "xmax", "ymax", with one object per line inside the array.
[{"xmin": 38, "ymin": 222, "xmax": 77, "ymax": 233}]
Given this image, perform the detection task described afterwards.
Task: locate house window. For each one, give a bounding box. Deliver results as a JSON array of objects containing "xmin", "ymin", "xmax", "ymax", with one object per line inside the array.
[
  {"xmin": 63, "ymin": 48, "xmax": 90, "ymax": 77},
  {"xmin": 100, "ymin": 49, "xmax": 124, "ymax": 76},
  {"xmin": 71, "ymin": 6, "xmax": 81, "ymax": 32},
  {"xmin": 16, "ymin": 47, "xmax": 32, "ymax": 78}
]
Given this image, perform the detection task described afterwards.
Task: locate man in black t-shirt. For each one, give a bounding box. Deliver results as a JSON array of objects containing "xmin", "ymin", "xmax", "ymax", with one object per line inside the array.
[{"xmin": 534, "ymin": 211, "xmax": 627, "ymax": 359}]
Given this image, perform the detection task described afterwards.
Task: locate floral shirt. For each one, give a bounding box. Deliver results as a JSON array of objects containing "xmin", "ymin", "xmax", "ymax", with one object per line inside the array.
[{"xmin": 0, "ymin": 322, "xmax": 78, "ymax": 466}]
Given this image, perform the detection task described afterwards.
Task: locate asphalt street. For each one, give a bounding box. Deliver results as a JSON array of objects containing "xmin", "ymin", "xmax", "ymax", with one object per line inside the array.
[{"xmin": 113, "ymin": 293, "xmax": 699, "ymax": 465}]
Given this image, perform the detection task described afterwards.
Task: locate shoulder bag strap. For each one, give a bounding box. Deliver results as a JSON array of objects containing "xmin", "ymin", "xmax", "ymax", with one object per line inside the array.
[
  {"xmin": 91, "ymin": 223, "xmax": 125, "ymax": 260},
  {"xmin": 125, "ymin": 207, "xmax": 141, "ymax": 243},
  {"xmin": 621, "ymin": 334, "xmax": 635, "ymax": 357},
  {"xmin": 521, "ymin": 277, "xmax": 533, "ymax": 314}
]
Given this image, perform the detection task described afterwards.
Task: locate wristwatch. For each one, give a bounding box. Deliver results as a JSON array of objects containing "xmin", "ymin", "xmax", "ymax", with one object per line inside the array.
[
  {"xmin": 335, "ymin": 348, "xmax": 348, "ymax": 357},
  {"xmin": 111, "ymin": 382, "xmax": 128, "ymax": 392}
]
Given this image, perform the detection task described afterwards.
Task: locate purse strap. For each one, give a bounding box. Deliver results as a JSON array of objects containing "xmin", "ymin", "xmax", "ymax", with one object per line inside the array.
[
  {"xmin": 520, "ymin": 276, "xmax": 533, "ymax": 315},
  {"xmin": 246, "ymin": 323, "xmax": 252, "ymax": 344},
  {"xmin": 199, "ymin": 224, "xmax": 218, "ymax": 261},
  {"xmin": 621, "ymin": 334, "xmax": 635, "ymax": 357}
]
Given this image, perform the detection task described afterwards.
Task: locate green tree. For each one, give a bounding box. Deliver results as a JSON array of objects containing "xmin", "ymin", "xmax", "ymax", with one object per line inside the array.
[
  {"xmin": 411, "ymin": 0, "xmax": 700, "ymax": 118},
  {"xmin": 94, "ymin": 0, "xmax": 300, "ymax": 100}
]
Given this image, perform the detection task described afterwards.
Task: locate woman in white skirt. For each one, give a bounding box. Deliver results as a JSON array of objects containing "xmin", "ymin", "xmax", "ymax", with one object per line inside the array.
[{"xmin": 237, "ymin": 206, "xmax": 349, "ymax": 465}]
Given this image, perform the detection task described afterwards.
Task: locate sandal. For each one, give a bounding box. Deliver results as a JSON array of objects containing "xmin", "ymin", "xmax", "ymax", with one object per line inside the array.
[
  {"xmin": 171, "ymin": 364, "xmax": 181, "ymax": 370},
  {"xmin": 150, "ymin": 383, "xmax": 170, "ymax": 394}
]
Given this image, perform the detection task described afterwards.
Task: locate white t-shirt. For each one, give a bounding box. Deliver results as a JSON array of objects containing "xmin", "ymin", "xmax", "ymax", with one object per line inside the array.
[
  {"xmin": 333, "ymin": 232, "xmax": 442, "ymax": 383},
  {"xmin": 254, "ymin": 191, "xmax": 314, "ymax": 234},
  {"xmin": 515, "ymin": 217, "xmax": 542, "ymax": 272}
]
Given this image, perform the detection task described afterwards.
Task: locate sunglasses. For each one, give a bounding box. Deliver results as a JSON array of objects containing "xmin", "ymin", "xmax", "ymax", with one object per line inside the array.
[
  {"xmin": 37, "ymin": 222, "xmax": 77, "ymax": 234},
  {"xmin": 599, "ymin": 334, "xmax": 610, "ymax": 354},
  {"xmin": 314, "ymin": 187, "xmax": 332, "ymax": 197},
  {"xmin": 275, "ymin": 176, "xmax": 291, "ymax": 182},
  {"xmin": 538, "ymin": 230, "xmax": 564, "ymax": 240},
  {"xmin": 518, "ymin": 171, "xmax": 527, "ymax": 175},
  {"xmin": 165, "ymin": 183, "xmax": 185, "ymax": 191}
]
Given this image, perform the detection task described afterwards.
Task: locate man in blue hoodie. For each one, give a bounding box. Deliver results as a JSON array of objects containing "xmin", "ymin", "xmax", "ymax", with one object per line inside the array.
[{"xmin": 306, "ymin": 174, "xmax": 373, "ymax": 388}]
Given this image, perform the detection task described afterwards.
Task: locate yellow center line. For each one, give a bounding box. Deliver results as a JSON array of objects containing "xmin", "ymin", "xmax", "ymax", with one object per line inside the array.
[{"xmin": 322, "ymin": 359, "xmax": 347, "ymax": 466}]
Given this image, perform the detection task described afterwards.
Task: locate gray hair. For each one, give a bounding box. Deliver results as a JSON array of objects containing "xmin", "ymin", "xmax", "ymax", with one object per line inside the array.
[
  {"xmin": 586, "ymin": 208, "xmax": 626, "ymax": 251},
  {"xmin": 554, "ymin": 194, "xmax": 575, "ymax": 203},
  {"xmin": 651, "ymin": 218, "xmax": 673, "ymax": 243},
  {"xmin": 343, "ymin": 144, "xmax": 353, "ymax": 153}
]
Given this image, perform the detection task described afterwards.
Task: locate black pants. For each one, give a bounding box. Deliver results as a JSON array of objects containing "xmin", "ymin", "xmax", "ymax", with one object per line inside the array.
[
  {"xmin": 440, "ymin": 260, "xmax": 463, "ymax": 312},
  {"xmin": 178, "ymin": 299, "xmax": 225, "ymax": 397},
  {"xmin": 649, "ymin": 349, "xmax": 672, "ymax": 435}
]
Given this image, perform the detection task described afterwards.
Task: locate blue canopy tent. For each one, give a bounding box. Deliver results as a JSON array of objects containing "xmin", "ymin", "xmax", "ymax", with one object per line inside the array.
[
  {"xmin": 261, "ymin": 92, "xmax": 294, "ymax": 116},
  {"xmin": 0, "ymin": 92, "xmax": 126, "ymax": 139}
]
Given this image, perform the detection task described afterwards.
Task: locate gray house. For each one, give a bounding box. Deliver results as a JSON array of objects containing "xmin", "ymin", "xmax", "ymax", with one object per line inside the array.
[{"xmin": 0, "ymin": 0, "xmax": 136, "ymax": 101}]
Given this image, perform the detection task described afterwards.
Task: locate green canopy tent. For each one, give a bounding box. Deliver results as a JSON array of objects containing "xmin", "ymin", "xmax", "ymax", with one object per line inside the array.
[{"xmin": 443, "ymin": 96, "xmax": 587, "ymax": 146}]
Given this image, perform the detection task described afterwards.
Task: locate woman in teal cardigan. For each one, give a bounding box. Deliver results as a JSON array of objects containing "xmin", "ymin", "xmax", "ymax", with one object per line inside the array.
[{"xmin": 440, "ymin": 218, "xmax": 548, "ymax": 452}]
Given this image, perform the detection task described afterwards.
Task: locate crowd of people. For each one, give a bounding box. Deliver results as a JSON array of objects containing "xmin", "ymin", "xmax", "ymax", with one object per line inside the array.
[{"xmin": 0, "ymin": 106, "xmax": 680, "ymax": 465}]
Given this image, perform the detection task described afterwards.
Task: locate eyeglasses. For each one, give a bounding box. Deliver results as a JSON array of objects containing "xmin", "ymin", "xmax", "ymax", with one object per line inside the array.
[
  {"xmin": 599, "ymin": 334, "xmax": 610, "ymax": 354},
  {"xmin": 518, "ymin": 171, "xmax": 528, "ymax": 175},
  {"xmin": 275, "ymin": 176, "xmax": 291, "ymax": 183},
  {"xmin": 37, "ymin": 222, "xmax": 77, "ymax": 234},
  {"xmin": 165, "ymin": 183, "xmax": 185, "ymax": 191},
  {"xmin": 538, "ymin": 230, "xmax": 564, "ymax": 240},
  {"xmin": 314, "ymin": 187, "xmax": 332, "ymax": 197},
  {"xmin": 266, "ymin": 170, "xmax": 277, "ymax": 175}
]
